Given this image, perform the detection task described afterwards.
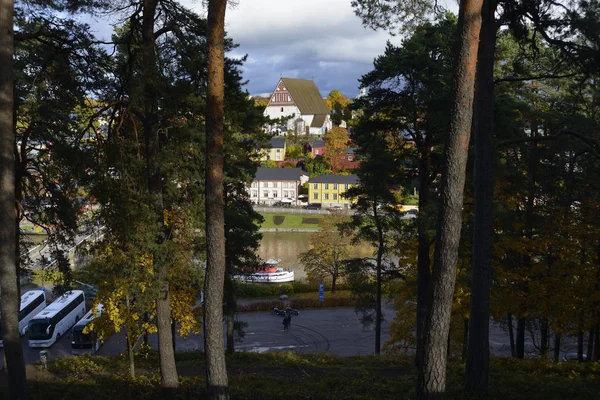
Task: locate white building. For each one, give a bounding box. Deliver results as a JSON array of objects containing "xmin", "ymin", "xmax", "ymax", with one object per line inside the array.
[
  {"xmin": 264, "ymin": 78, "xmax": 332, "ymax": 136},
  {"xmin": 248, "ymin": 167, "xmax": 309, "ymax": 206}
]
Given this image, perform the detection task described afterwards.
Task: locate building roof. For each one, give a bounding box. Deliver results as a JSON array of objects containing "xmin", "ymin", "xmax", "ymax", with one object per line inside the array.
[
  {"xmin": 310, "ymin": 114, "xmax": 328, "ymax": 128},
  {"xmin": 255, "ymin": 167, "xmax": 307, "ymax": 181},
  {"xmin": 262, "ymin": 137, "xmax": 285, "ymax": 149},
  {"xmin": 308, "ymin": 174, "xmax": 359, "ymax": 184},
  {"xmin": 281, "ymin": 78, "xmax": 330, "ymax": 115},
  {"xmin": 309, "ymin": 140, "xmax": 325, "ymax": 148}
]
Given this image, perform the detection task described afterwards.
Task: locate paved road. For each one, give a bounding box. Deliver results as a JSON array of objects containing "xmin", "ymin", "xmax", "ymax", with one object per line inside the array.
[
  {"xmin": 2, "ymin": 306, "xmax": 393, "ymax": 367},
  {"xmin": 0, "ymin": 302, "xmax": 583, "ymax": 368}
]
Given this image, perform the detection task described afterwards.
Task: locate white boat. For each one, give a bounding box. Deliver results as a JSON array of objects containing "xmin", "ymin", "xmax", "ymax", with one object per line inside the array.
[{"xmin": 235, "ymin": 258, "xmax": 295, "ymax": 283}]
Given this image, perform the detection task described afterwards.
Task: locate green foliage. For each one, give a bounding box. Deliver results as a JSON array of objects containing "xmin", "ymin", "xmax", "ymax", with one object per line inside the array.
[
  {"xmin": 285, "ymin": 143, "xmax": 303, "ymax": 158},
  {"xmin": 302, "ymin": 154, "xmax": 331, "ymax": 178},
  {"xmin": 262, "ymin": 159, "xmax": 277, "ymax": 168},
  {"xmin": 28, "ymin": 353, "xmax": 600, "ymax": 400}
]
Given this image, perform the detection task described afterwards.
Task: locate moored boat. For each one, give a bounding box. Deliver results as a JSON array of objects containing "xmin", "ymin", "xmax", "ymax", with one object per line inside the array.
[{"xmin": 235, "ymin": 258, "xmax": 295, "ymax": 283}]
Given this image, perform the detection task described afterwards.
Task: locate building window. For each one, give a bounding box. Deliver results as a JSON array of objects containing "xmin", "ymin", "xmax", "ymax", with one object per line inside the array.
[
  {"xmin": 313, "ymin": 193, "xmax": 318, "ymax": 200},
  {"xmin": 252, "ymin": 191, "xmax": 257, "ymax": 198},
  {"xmin": 283, "ymin": 191, "xmax": 287, "ymax": 198},
  {"xmin": 333, "ymin": 194, "xmax": 337, "ymax": 200},
  {"xmin": 281, "ymin": 107, "xmax": 284, "ymax": 112},
  {"xmin": 344, "ymin": 184, "xmax": 348, "ymax": 190},
  {"xmin": 276, "ymin": 149, "xmax": 280, "ymax": 153},
  {"xmin": 313, "ymin": 183, "xmax": 318, "ymax": 189},
  {"xmin": 348, "ymin": 156, "xmax": 353, "ymax": 161},
  {"xmin": 263, "ymin": 191, "xmax": 268, "ymax": 197},
  {"xmin": 325, "ymin": 183, "xmax": 329, "ymax": 190},
  {"xmin": 325, "ymin": 193, "xmax": 329, "ymax": 200},
  {"xmin": 333, "ymin": 184, "xmax": 338, "ymax": 190},
  {"xmin": 251, "ymin": 182, "xmax": 257, "ymax": 188}
]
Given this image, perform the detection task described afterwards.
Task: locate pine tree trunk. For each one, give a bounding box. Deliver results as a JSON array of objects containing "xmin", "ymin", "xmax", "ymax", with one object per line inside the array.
[
  {"xmin": 465, "ymin": 0, "xmax": 496, "ymax": 392},
  {"xmin": 516, "ymin": 318, "xmax": 526, "ymax": 358},
  {"xmin": 462, "ymin": 318, "xmax": 469, "ymax": 361},
  {"xmin": 125, "ymin": 294, "xmax": 136, "ymax": 379},
  {"xmin": 540, "ymin": 316, "xmax": 549, "ymax": 358},
  {"xmin": 204, "ymin": 0, "xmax": 229, "ymax": 398},
  {"xmin": 141, "ymin": 0, "xmax": 178, "ymax": 390},
  {"xmin": 418, "ymin": 0, "xmax": 483, "ymax": 396},
  {"xmin": 416, "ymin": 143, "xmax": 432, "ymax": 367},
  {"xmin": 594, "ymin": 323, "xmax": 600, "ymax": 362},
  {"xmin": 507, "ymin": 313, "xmax": 515, "ymax": 357},
  {"xmin": 374, "ymin": 203, "xmax": 384, "ymax": 355},
  {"xmin": 586, "ymin": 329, "xmax": 594, "ymax": 361},
  {"xmin": 0, "ymin": 2, "xmax": 27, "ymax": 398},
  {"xmin": 577, "ymin": 330, "xmax": 584, "ymax": 362},
  {"xmin": 554, "ymin": 334, "xmax": 561, "ymax": 362}
]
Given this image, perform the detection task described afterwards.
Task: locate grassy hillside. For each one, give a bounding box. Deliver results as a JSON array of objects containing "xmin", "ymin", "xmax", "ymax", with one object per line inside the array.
[{"xmin": 16, "ymin": 351, "xmax": 600, "ymax": 399}]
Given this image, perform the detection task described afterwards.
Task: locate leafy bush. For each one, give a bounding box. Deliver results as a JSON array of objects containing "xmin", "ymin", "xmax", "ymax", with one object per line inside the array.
[{"xmin": 272, "ymin": 215, "xmax": 285, "ymax": 225}]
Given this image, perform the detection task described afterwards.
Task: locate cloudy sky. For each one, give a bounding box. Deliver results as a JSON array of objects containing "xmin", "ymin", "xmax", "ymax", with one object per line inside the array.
[
  {"xmin": 212, "ymin": 0, "xmax": 403, "ymax": 98},
  {"xmin": 88, "ymin": 1, "xmax": 460, "ymax": 98},
  {"xmin": 88, "ymin": 0, "xmax": 406, "ymax": 98}
]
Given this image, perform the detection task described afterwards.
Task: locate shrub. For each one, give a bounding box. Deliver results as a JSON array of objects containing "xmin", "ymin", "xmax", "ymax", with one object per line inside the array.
[{"xmin": 272, "ymin": 215, "xmax": 285, "ymax": 225}]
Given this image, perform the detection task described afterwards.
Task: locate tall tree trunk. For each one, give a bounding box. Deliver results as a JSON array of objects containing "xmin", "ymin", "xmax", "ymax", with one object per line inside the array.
[
  {"xmin": 126, "ymin": 293, "xmax": 135, "ymax": 379},
  {"xmin": 540, "ymin": 316, "xmax": 549, "ymax": 358},
  {"xmin": 553, "ymin": 334, "xmax": 561, "ymax": 362},
  {"xmin": 0, "ymin": 2, "xmax": 27, "ymax": 399},
  {"xmin": 141, "ymin": 0, "xmax": 178, "ymax": 390},
  {"xmin": 577, "ymin": 330, "xmax": 584, "ymax": 362},
  {"xmin": 373, "ymin": 203, "xmax": 384, "ymax": 355},
  {"xmin": 204, "ymin": 0, "xmax": 229, "ymax": 398},
  {"xmin": 462, "ymin": 317, "xmax": 469, "ymax": 361},
  {"xmin": 418, "ymin": 0, "xmax": 483, "ymax": 396},
  {"xmin": 416, "ymin": 143, "xmax": 432, "ymax": 367},
  {"xmin": 594, "ymin": 323, "xmax": 600, "ymax": 362},
  {"xmin": 586, "ymin": 328, "xmax": 594, "ymax": 361},
  {"xmin": 516, "ymin": 318, "xmax": 526, "ymax": 358},
  {"xmin": 465, "ymin": 0, "xmax": 496, "ymax": 393},
  {"xmin": 507, "ymin": 313, "xmax": 515, "ymax": 357}
]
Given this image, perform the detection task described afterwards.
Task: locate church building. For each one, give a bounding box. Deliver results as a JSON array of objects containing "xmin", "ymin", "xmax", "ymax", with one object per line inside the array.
[{"xmin": 263, "ymin": 78, "xmax": 332, "ymax": 136}]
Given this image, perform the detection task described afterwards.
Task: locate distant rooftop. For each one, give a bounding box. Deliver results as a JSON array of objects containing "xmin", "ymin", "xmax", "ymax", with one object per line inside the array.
[
  {"xmin": 254, "ymin": 168, "xmax": 307, "ymax": 181},
  {"xmin": 308, "ymin": 174, "xmax": 359, "ymax": 184}
]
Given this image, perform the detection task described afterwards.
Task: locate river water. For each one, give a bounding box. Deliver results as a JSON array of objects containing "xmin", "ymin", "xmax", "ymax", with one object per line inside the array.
[{"xmin": 257, "ymin": 231, "xmax": 377, "ymax": 282}]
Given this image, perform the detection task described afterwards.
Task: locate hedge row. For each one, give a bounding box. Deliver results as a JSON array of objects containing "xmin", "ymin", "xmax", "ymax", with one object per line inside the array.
[
  {"xmin": 235, "ymin": 281, "xmax": 350, "ymax": 298},
  {"xmin": 236, "ymin": 296, "xmax": 356, "ymax": 312}
]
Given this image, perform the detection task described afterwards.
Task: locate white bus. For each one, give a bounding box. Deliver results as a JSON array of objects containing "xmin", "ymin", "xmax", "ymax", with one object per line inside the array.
[
  {"xmin": 71, "ymin": 304, "xmax": 104, "ymax": 355},
  {"xmin": 28, "ymin": 290, "xmax": 86, "ymax": 348},
  {"xmin": 0, "ymin": 290, "xmax": 47, "ymax": 347}
]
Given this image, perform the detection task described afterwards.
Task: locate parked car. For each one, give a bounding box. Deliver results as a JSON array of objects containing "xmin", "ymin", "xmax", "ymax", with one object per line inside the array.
[
  {"xmin": 303, "ymin": 203, "xmax": 322, "ymax": 210},
  {"xmin": 272, "ymin": 201, "xmax": 292, "ymax": 208},
  {"xmin": 328, "ymin": 205, "xmax": 343, "ymax": 212},
  {"xmin": 401, "ymin": 209, "xmax": 418, "ymax": 219}
]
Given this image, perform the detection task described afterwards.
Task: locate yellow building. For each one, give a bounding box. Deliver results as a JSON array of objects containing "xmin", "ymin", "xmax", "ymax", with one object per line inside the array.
[
  {"xmin": 307, "ymin": 174, "xmax": 359, "ymax": 208},
  {"xmin": 259, "ymin": 137, "xmax": 286, "ymax": 162}
]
